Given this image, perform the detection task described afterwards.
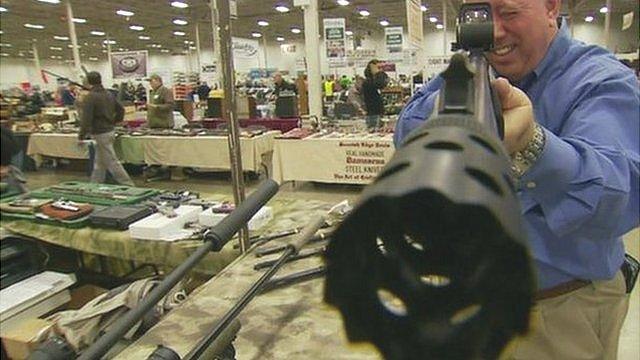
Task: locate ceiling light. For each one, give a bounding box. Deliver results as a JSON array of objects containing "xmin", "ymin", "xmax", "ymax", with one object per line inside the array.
[
  {"xmin": 379, "ymin": 19, "xmax": 389, "ymax": 26},
  {"xmin": 291, "ymin": 27, "xmax": 301, "ymax": 34},
  {"xmin": 36, "ymin": 0, "xmax": 60, "ymax": 4},
  {"xmin": 257, "ymin": 20, "xmax": 269, "ymax": 27},
  {"xmin": 24, "ymin": 24, "xmax": 45, "ymax": 29},
  {"xmin": 173, "ymin": 31, "xmax": 186, "ymax": 36},
  {"xmin": 276, "ymin": 36, "xmax": 285, "ymax": 42},
  {"xmin": 599, "ymin": 6, "xmax": 608, "ymax": 14},
  {"xmin": 89, "ymin": 56, "xmax": 98, "ymax": 61},
  {"xmin": 67, "ymin": 44, "xmax": 81, "ymax": 48},
  {"xmin": 421, "ymin": 5, "xmax": 428, "ymax": 12},
  {"xmin": 172, "ymin": 18, "xmax": 188, "ymax": 25},
  {"xmin": 50, "ymin": 46, "xmax": 63, "ymax": 50},
  {"xmin": 436, "ymin": 23, "xmax": 444, "ymax": 29},
  {"xmin": 152, "ymin": 43, "xmax": 162, "ymax": 48},
  {"xmin": 129, "ymin": 25, "xmax": 145, "ymax": 31},
  {"xmin": 53, "ymin": 35, "xmax": 69, "ymax": 40},
  {"xmin": 429, "ymin": 16, "xmax": 438, "ymax": 23},
  {"xmin": 161, "ymin": 49, "xmax": 170, "ymax": 53},
  {"xmin": 275, "ymin": 5, "xmax": 290, "ymax": 13},
  {"xmin": 90, "ymin": 30, "xmax": 105, "ymax": 36},
  {"xmin": 170, "ymin": 1, "xmax": 189, "ymax": 8},
  {"xmin": 183, "ymin": 40, "xmax": 195, "ymax": 44},
  {"xmin": 139, "ymin": 35, "xmax": 151, "ymax": 40},
  {"xmin": 0, "ymin": 7, "xmax": 7, "ymax": 12},
  {"xmin": 0, "ymin": 31, "xmax": 3, "ymax": 34},
  {"xmin": 103, "ymin": 40, "xmax": 116, "ymax": 44},
  {"xmin": 1, "ymin": 53, "xmax": 9, "ymax": 57},
  {"xmin": 345, "ymin": 30, "xmax": 353, "ymax": 36},
  {"xmin": 0, "ymin": 43, "xmax": 11, "ymax": 47},
  {"xmin": 251, "ymin": 32, "xmax": 262, "ymax": 38},
  {"xmin": 359, "ymin": 9, "xmax": 370, "ymax": 17},
  {"xmin": 188, "ymin": 46, "xmax": 196, "ymax": 50},
  {"xmin": 584, "ymin": 15, "xmax": 594, "ymax": 22},
  {"xmin": 72, "ymin": 18, "xmax": 87, "ymax": 23},
  {"xmin": 337, "ymin": 0, "xmax": 350, "ymax": 6},
  {"xmin": 116, "ymin": 9, "xmax": 134, "ymax": 17}
]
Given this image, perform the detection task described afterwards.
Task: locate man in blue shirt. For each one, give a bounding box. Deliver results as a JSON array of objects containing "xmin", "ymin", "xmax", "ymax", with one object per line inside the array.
[{"xmin": 395, "ymin": 0, "xmax": 639, "ymax": 358}]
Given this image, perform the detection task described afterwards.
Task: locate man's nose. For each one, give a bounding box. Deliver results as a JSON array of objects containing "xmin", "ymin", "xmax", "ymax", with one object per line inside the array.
[{"xmin": 493, "ymin": 16, "xmax": 507, "ymax": 42}]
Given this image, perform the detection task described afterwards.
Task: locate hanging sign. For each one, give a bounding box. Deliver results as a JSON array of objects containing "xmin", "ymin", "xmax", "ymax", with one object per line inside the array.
[
  {"xmin": 385, "ymin": 27, "xmax": 404, "ymax": 54},
  {"xmin": 110, "ymin": 50, "xmax": 148, "ymax": 80},
  {"xmin": 406, "ymin": 0, "xmax": 424, "ymax": 49},
  {"xmin": 324, "ymin": 18, "xmax": 347, "ymax": 68}
]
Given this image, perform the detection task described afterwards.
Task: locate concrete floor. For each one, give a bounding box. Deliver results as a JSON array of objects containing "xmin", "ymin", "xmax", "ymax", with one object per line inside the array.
[{"xmin": 20, "ymin": 168, "xmax": 640, "ymax": 359}]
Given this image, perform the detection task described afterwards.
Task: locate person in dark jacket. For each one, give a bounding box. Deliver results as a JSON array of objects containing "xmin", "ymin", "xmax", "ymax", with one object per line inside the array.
[
  {"xmin": 79, "ymin": 71, "xmax": 133, "ymax": 186},
  {"xmin": 273, "ymin": 72, "xmax": 297, "ymax": 97},
  {"xmin": 362, "ymin": 59, "xmax": 389, "ymax": 129}
]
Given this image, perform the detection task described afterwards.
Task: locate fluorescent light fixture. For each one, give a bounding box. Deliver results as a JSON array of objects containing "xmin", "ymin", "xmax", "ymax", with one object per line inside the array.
[
  {"xmin": 171, "ymin": 1, "xmax": 189, "ymax": 8},
  {"xmin": 72, "ymin": 18, "xmax": 87, "ymax": 23},
  {"xmin": 0, "ymin": 7, "xmax": 7, "ymax": 12},
  {"xmin": 151, "ymin": 43, "xmax": 162, "ymax": 48},
  {"xmin": 0, "ymin": 31, "xmax": 3, "ymax": 34},
  {"xmin": 36, "ymin": 0, "xmax": 61, "ymax": 4},
  {"xmin": 421, "ymin": 5, "xmax": 428, "ymax": 12},
  {"xmin": 129, "ymin": 25, "xmax": 144, "ymax": 31},
  {"xmin": 53, "ymin": 35, "xmax": 69, "ymax": 40},
  {"xmin": 183, "ymin": 40, "xmax": 195, "ymax": 44},
  {"xmin": 359, "ymin": 9, "xmax": 370, "ymax": 17},
  {"xmin": 337, "ymin": 0, "xmax": 350, "ymax": 6},
  {"xmin": 172, "ymin": 18, "xmax": 188, "ymax": 25},
  {"xmin": 257, "ymin": 20, "xmax": 269, "ymax": 27},
  {"xmin": 436, "ymin": 23, "xmax": 444, "ymax": 29},
  {"xmin": 189, "ymin": 46, "xmax": 196, "ymax": 50},
  {"xmin": 585, "ymin": 15, "xmax": 594, "ymax": 22},
  {"xmin": 89, "ymin": 56, "xmax": 98, "ymax": 61},
  {"xmin": 25, "ymin": 23, "xmax": 45, "ymax": 29},
  {"xmin": 90, "ymin": 30, "xmax": 105, "ymax": 36},
  {"xmin": 67, "ymin": 44, "xmax": 81, "ymax": 48},
  {"xmin": 0, "ymin": 43, "xmax": 11, "ymax": 47},
  {"xmin": 275, "ymin": 5, "xmax": 289, "ymax": 13},
  {"xmin": 50, "ymin": 46, "xmax": 63, "ymax": 50},
  {"xmin": 116, "ymin": 9, "xmax": 134, "ymax": 16},
  {"xmin": 599, "ymin": 6, "xmax": 608, "ymax": 14},
  {"xmin": 103, "ymin": 40, "xmax": 116, "ymax": 44},
  {"xmin": 173, "ymin": 31, "xmax": 186, "ymax": 36},
  {"xmin": 1, "ymin": 53, "xmax": 9, "ymax": 57},
  {"xmin": 161, "ymin": 49, "xmax": 170, "ymax": 53},
  {"xmin": 379, "ymin": 19, "xmax": 389, "ymax": 26},
  {"xmin": 291, "ymin": 27, "xmax": 301, "ymax": 34},
  {"xmin": 276, "ymin": 36, "xmax": 285, "ymax": 42},
  {"xmin": 429, "ymin": 16, "xmax": 438, "ymax": 23},
  {"xmin": 345, "ymin": 30, "xmax": 353, "ymax": 36},
  {"xmin": 251, "ymin": 32, "xmax": 262, "ymax": 38},
  {"xmin": 139, "ymin": 35, "xmax": 151, "ymax": 40}
]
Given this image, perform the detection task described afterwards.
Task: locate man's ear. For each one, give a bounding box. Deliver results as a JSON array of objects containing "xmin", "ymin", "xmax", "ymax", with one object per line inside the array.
[{"xmin": 546, "ymin": 0, "xmax": 562, "ymax": 25}]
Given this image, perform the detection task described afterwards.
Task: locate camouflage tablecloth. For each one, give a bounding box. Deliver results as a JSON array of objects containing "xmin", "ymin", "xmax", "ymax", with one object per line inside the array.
[{"xmin": 116, "ymin": 198, "xmax": 381, "ymax": 359}]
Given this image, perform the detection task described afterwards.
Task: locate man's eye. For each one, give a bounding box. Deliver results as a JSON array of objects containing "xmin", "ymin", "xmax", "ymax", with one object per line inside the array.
[{"xmin": 501, "ymin": 11, "xmax": 518, "ymax": 18}]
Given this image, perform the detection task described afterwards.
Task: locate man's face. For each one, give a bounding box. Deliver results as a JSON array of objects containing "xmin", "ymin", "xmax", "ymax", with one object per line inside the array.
[
  {"xmin": 466, "ymin": 0, "xmax": 559, "ymax": 81},
  {"xmin": 274, "ymin": 74, "xmax": 282, "ymax": 84},
  {"xmin": 150, "ymin": 78, "xmax": 161, "ymax": 89}
]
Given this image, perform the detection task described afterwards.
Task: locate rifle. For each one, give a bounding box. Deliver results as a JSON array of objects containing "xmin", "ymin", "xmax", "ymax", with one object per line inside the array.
[
  {"xmin": 41, "ymin": 69, "xmax": 89, "ymax": 91},
  {"xmin": 324, "ymin": 3, "xmax": 535, "ymax": 360}
]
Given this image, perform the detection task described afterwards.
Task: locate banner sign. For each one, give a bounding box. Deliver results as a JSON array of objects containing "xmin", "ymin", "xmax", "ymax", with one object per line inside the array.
[
  {"xmin": 346, "ymin": 49, "xmax": 377, "ymax": 68},
  {"xmin": 110, "ymin": 50, "xmax": 148, "ymax": 79},
  {"xmin": 406, "ymin": 0, "xmax": 424, "ymax": 49},
  {"xmin": 324, "ymin": 18, "xmax": 347, "ymax": 68},
  {"xmin": 385, "ymin": 27, "xmax": 404, "ymax": 54}
]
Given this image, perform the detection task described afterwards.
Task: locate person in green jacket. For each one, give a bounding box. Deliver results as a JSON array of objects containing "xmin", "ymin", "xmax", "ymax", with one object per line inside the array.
[{"xmin": 147, "ymin": 74, "xmax": 174, "ymax": 129}]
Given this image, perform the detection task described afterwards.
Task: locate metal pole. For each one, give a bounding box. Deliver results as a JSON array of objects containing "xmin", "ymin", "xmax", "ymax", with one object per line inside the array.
[
  {"xmin": 442, "ymin": 0, "xmax": 448, "ymax": 56},
  {"xmin": 301, "ymin": 0, "xmax": 323, "ymax": 119},
  {"xmin": 263, "ymin": 35, "xmax": 268, "ymax": 70},
  {"xmin": 215, "ymin": 0, "xmax": 249, "ymax": 252},
  {"xmin": 195, "ymin": 22, "xmax": 202, "ymax": 73},
  {"xmin": 65, "ymin": 0, "xmax": 82, "ymax": 78},
  {"xmin": 209, "ymin": 1, "xmax": 221, "ymax": 87},
  {"xmin": 32, "ymin": 42, "xmax": 43, "ymax": 87},
  {"xmin": 568, "ymin": 0, "xmax": 575, "ymax": 37},
  {"xmin": 604, "ymin": 0, "xmax": 612, "ymax": 50}
]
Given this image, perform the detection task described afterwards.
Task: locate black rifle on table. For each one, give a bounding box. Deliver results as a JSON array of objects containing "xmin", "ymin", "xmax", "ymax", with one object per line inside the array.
[{"xmin": 324, "ymin": 3, "xmax": 536, "ymax": 360}]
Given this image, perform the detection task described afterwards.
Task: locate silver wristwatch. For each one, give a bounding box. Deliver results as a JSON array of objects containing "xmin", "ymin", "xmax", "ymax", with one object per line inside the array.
[{"xmin": 511, "ymin": 124, "xmax": 546, "ymax": 179}]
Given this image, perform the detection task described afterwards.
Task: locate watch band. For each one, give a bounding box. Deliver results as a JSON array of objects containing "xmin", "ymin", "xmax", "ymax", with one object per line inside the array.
[{"xmin": 511, "ymin": 124, "xmax": 546, "ymax": 179}]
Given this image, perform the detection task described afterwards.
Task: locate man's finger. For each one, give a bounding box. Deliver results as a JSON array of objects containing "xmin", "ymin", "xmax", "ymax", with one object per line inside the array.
[{"xmin": 491, "ymin": 78, "xmax": 530, "ymax": 110}]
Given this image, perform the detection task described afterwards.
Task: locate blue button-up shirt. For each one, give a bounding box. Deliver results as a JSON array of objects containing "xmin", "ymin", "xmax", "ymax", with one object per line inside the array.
[{"xmin": 394, "ymin": 23, "xmax": 640, "ymax": 290}]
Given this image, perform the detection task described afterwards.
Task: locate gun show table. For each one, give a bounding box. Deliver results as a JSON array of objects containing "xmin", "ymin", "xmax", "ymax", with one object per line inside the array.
[
  {"xmin": 201, "ymin": 117, "xmax": 301, "ymax": 134},
  {"xmin": 273, "ymin": 132, "xmax": 395, "ymax": 185},
  {"xmin": 26, "ymin": 131, "xmax": 278, "ymax": 172},
  {"xmin": 116, "ymin": 198, "xmax": 379, "ymax": 359}
]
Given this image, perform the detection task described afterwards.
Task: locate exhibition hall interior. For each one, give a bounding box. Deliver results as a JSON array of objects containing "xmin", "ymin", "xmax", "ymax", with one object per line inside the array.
[{"xmin": 0, "ymin": 0, "xmax": 638, "ymax": 359}]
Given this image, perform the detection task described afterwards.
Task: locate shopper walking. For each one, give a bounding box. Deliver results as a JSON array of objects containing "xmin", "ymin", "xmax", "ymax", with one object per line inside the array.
[
  {"xmin": 362, "ymin": 60, "xmax": 389, "ymax": 130},
  {"xmin": 394, "ymin": 1, "xmax": 639, "ymax": 359},
  {"xmin": 79, "ymin": 72, "xmax": 134, "ymax": 186}
]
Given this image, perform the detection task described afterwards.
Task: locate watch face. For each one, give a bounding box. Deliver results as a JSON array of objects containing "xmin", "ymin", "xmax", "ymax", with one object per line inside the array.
[{"xmin": 119, "ymin": 56, "xmax": 140, "ymax": 72}]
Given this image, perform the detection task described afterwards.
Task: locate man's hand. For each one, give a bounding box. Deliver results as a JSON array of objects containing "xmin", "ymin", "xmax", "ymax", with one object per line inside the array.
[{"xmin": 492, "ymin": 78, "xmax": 537, "ymax": 155}]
